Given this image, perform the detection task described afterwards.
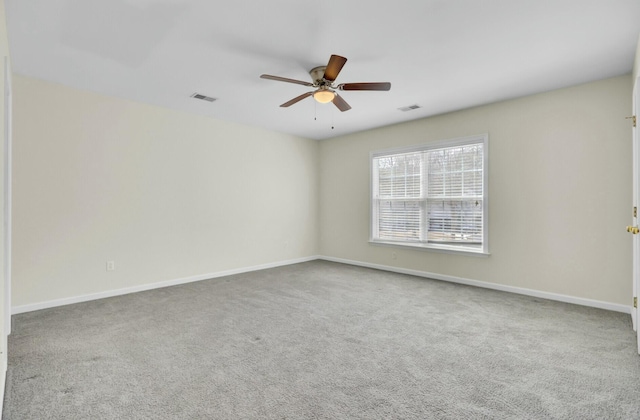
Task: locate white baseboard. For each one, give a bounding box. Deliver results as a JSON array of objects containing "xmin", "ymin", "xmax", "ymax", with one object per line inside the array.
[
  {"xmin": 319, "ymin": 256, "xmax": 632, "ymax": 314},
  {"xmin": 12, "ymin": 255, "xmax": 320, "ymax": 315},
  {"xmin": 12, "ymin": 254, "xmax": 631, "ymax": 316}
]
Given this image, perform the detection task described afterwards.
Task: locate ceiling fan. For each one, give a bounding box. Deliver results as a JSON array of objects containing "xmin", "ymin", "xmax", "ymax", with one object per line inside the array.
[{"xmin": 260, "ymin": 54, "xmax": 391, "ymax": 112}]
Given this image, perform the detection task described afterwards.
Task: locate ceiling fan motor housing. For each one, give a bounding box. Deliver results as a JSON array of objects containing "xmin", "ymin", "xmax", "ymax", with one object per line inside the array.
[{"xmin": 309, "ymin": 66, "xmax": 329, "ymax": 86}]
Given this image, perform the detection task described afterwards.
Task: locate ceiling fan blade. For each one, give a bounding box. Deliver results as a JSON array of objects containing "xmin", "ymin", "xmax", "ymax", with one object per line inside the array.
[
  {"xmin": 332, "ymin": 93, "xmax": 352, "ymax": 112},
  {"xmin": 280, "ymin": 92, "xmax": 313, "ymax": 107},
  {"xmin": 323, "ymin": 55, "xmax": 347, "ymax": 82},
  {"xmin": 338, "ymin": 82, "xmax": 391, "ymax": 91},
  {"xmin": 260, "ymin": 74, "xmax": 314, "ymax": 87}
]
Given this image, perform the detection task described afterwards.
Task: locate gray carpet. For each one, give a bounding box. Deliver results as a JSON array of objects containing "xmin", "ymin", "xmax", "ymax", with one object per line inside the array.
[{"xmin": 3, "ymin": 260, "xmax": 640, "ymax": 419}]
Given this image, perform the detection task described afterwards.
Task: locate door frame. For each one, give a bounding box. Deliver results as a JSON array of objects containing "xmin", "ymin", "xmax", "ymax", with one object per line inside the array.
[{"xmin": 633, "ymin": 76, "xmax": 639, "ymax": 349}]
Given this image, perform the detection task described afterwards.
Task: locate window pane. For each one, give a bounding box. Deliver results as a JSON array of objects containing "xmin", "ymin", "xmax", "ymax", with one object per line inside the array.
[
  {"xmin": 448, "ymin": 147, "xmax": 463, "ymax": 171},
  {"xmin": 427, "ymin": 199, "xmax": 482, "ymax": 244},
  {"xmin": 449, "ymin": 172, "xmax": 463, "ymax": 196},
  {"xmin": 426, "ymin": 142, "xmax": 484, "ymax": 244},
  {"xmin": 463, "ymin": 170, "xmax": 482, "ymax": 196},
  {"xmin": 377, "ymin": 200, "xmax": 421, "ymax": 241},
  {"xmin": 427, "ymin": 173, "xmax": 444, "ymax": 196},
  {"xmin": 376, "ymin": 152, "xmax": 422, "ymax": 198}
]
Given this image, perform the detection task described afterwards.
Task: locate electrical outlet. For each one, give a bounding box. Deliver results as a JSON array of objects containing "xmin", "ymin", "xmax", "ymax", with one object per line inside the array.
[{"xmin": 106, "ymin": 261, "xmax": 115, "ymax": 271}]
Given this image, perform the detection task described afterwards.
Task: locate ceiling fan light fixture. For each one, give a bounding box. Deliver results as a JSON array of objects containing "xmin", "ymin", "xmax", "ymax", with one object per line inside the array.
[{"xmin": 313, "ymin": 89, "xmax": 335, "ymax": 104}]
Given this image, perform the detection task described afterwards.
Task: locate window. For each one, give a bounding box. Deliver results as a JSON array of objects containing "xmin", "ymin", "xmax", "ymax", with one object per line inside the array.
[{"xmin": 370, "ymin": 134, "xmax": 488, "ymax": 254}]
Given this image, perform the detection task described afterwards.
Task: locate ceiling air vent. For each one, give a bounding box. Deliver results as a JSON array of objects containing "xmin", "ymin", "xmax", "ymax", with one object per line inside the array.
[
  {"xmin": 398, "ymin": 104, "xmax": 421, "ymax": 112},
  {"xmin": 191, "ymin": 93, "xmax": 217, "ymax": 102}
]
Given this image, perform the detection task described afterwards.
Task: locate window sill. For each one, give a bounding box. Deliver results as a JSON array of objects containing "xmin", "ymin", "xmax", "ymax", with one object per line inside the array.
[{"xmin": 369, "ymin": 240, "xmax": 490, "ymax": 257}]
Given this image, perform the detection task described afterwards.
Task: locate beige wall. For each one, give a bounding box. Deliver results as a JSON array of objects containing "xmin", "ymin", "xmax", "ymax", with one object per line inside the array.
[
  {"xmin": 319, "ymin": 75, "xmax": 632, "ymax": 305},
  {"xmin": 12, "ymin": 75, "xmax": 319, "ymax": 307}
]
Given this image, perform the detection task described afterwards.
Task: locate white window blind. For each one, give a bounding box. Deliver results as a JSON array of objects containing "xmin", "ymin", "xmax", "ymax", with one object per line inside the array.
[
  {"xmin": 376, "ymin": 152, "xmax": 422, "ymax": 241},
  {"xmin": 371, "ymin": 135, "xmax": 487, "ymax": 253}
]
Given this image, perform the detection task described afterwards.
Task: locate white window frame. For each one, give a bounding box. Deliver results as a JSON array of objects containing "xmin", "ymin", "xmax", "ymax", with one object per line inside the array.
[{"xmin": 369, "ymin": 134, "xmax": 489, "ymax": 256}]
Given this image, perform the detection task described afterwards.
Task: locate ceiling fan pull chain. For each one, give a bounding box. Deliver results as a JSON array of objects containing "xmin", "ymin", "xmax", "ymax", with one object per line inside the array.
[{"xmin": 331, "ymin": 107, "xmax": 335, "ymax": 130}]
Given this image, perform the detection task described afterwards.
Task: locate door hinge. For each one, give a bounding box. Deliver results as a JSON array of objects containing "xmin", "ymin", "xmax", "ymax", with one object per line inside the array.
[
  {"xmin": 627, "ymin": 115, "xmax": 636, "ymax": 127},
  {"xmin": 634, "ymin": 207, "xmax": 637, "ymax": 218},
  {"xmin": 634, "ymin": 297, "xmax": 637, "ymax": 308}
]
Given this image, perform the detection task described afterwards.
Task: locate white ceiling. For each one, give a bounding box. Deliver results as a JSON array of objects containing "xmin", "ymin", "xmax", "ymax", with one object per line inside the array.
[{"xmin": 5, "ymin": 0, "xmax": 640, "ymax": 140}]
